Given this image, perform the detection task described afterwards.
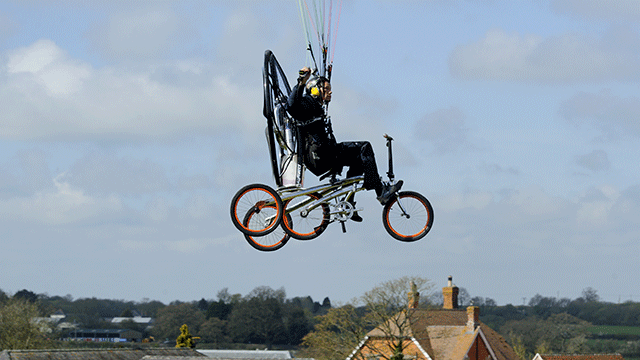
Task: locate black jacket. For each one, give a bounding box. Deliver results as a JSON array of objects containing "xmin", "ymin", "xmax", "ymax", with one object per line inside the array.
[{"xmin": 286, "ymin": 82, "xmax": 338, "ymax": 176}]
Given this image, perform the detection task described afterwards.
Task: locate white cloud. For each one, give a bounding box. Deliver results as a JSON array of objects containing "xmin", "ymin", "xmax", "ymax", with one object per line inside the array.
[
  {"xmin": 0, "ymin": 174, "xmax": 122, "ymax": 225},
  {"xmin": 63, "ymin": 154, "xmax": 171, "ymax": 196},
  {"xmin": 413, "ymin": 106, "xmax": 472, "ymax": 153},
  {"xmin": 6, "ymin": 39, "xmax": 92, "ymax": 97},
  {"xmin": 559, "ymin": 90, "xmax": 640, "ymax": 139},
  {"xmin": 146, "ymin": 196, "xmax": 170, "ymax": 222},
  {"xmin": 551, "ymin": 0, "xmax": 640, "ymax": 22},
  {"xmin": 88, "ymin": 5, "xmax": 194, "ymax": 60},
  {"xmin": 0, "ymin": 39, "xmax": 261, "ymax": 141},
  {"xmin": 449, "ymin": 27, "xmax": 640, "ymax": 83},
  {"xmin": 575, "ymin": 150, "xmax": 610, "ymax": 172}
]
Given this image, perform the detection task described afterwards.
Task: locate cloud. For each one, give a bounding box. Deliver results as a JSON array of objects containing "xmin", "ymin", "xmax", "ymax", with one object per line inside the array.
[
  {"xmin": 575, "ymin": 150, "xmax": 610, "ymax": 172},
  {"xmin": 0, "ymin": 39, "xmax": 262, "ymax": 141},
  {"xmin": 559, "ymin": 90, "xmax": 640, "ymax": 139},
  {"xmin": 87, "ymin": 5, "xmax": 199, "ymax": 61},
  {"xmin": 413, "ymin": 106, "xmax": 472, "ymax": 153},
  {"xmin": 6, "ymin": 39, "xmax": 92, "ymax": 97},
  {"xmin": 551, "ymin": 0, "xmax": 640, "ymax": 22},
  {"xmin": 0, "ymin": 174, "xmax": 123, "ymax": 225},
  {"xmin": 434, "ymin": 182, "xmax": 640, "ymax": 252},
  {"xmin": 62, "ymin": 154, "xmax": 171, "ymax": 196},
  {"xmin": 449, "ymin": 27, "xmax": 640, "ymax": 83},
  {"xmin": 479, "ymin": 162, "xmax": 520, "ymax": 176}
]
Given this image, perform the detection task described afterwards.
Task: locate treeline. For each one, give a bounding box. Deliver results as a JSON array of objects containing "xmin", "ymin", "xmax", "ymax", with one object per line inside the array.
[
  {"xmin": 4, "ymin": 286, "xmax": 640, "ymax": 358},
  {"xmin": 1, "ymin": 286, "xmax": 331, "ymax": 349},
  {"xmin": 472, "ymin": 289, "xmax": 640, "ymax": 360}
]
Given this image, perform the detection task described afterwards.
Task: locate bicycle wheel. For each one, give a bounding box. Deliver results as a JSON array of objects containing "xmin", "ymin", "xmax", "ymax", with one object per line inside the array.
[
  {"xmin": 282, "ymin": 192, "xmax": 330, "ymax": 240},
  {"xmin": 230, "ymin": 184, "xmax": 283, "ymax": 236},
  {"xmin": 244, "ymin": 206, "xmax": 291, "ymax": 251},
  {"xmin": 382, "ymin": 191, "xmax": 433, "ymax": 242}
]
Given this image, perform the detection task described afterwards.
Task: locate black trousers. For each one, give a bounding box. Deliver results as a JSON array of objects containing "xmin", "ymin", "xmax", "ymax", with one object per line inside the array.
[{"xmin": 335, "ymin": 141, "xmax": 382, "ymax": 195}]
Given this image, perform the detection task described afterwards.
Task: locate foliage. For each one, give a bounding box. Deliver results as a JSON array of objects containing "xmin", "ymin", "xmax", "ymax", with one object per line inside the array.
[
  {"xmin": 176, "ymin": 324, "xmax": 195, "ymax": 348},
  {"xmin": 302, "ymin": 276, "xmax": 435, "ymax": 360},
  {"xmin": 13, "ymin": 290, "xmax": 38, "ymax": 303},
  {"xmin": 226, "ymin": 287, "xmax": 288, "ymax": 347},
  {"xmin": 300, "ymin": 305, "xmax": 366, "ymax": 360},
  {"xmin": 199, "ymin": 317, "xmax": 227, "ymax": 344},
  {"xmin": 152, "ymin": 303, "xmax": 205, "ymax": 342},
  {"xmin": 501, "ymin": 312, "xmax": 591, "ymax": 357},
  {"xmin": 0, "ymin": 298, "xmax": 51, "ymax": 350}
]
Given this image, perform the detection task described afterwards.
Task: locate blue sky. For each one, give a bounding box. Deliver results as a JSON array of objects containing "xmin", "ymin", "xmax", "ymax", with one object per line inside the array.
[{"xmin": 0, "ymin": 0, "xmax": 639, "ymax": 306}]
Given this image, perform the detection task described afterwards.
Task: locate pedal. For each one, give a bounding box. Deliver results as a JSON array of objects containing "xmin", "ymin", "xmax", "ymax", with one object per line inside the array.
[{"xmin": 341, "ymin": 221, "xmax": 347, "ymax": 233}]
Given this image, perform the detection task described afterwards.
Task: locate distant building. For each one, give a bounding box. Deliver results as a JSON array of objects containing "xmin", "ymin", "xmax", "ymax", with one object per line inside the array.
[
  {"xmin": 66, "ymin": 328, "xmax": 143, "ymax": 342},
  {"xmin": 347, "ymin": 276, "xmax": 519, "ymax": 360},
  {"xmin": 533, "ymin": 354, "xmax": 624, "ymax": 360}
]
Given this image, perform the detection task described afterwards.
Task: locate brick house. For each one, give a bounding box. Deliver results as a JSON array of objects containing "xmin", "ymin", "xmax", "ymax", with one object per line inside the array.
[
  {"xmin": 346, "ymin": 276, "xmax": 519, "ymax": 360},
  {"xmin": 532, "ymin": 354, "xmax": 624, "ymax": 360}
]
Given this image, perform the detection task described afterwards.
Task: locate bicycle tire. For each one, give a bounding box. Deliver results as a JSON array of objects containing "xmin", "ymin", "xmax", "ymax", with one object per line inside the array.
[
  {"xmin": 282, "ymin": 192, "xmax": 330, "ymax": 240},
  {"xmin": 230, "ymin": 184, "xmax": 283, "ymax": 236},
  {"xmin": 382, "ymin": 191, "xmax": 433, "ymax": 242},
  {"xmin": 244, "ymin": 207, "xmax": 291, "ymax": 251}
]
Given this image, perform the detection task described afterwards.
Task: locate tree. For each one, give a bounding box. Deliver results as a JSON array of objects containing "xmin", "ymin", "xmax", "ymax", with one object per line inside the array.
[
  {"xmin": 226, "ymin": 286, "xmax": 287, "ymax": 347},
  {"xmin": 501, "ymin": 312, "xmax": 590, "ymax": 356},
  {"xmin": 152, "ymin": 303, "xmax": 205, "ymax": 342},
  {"xmin": 199, "ymin": 317, "xmax": 227, "ymax": 344},
  {"xmin": 207, "ymin": 299, "xmax": 232, "ymax": 320},
  {"xmin": 285, "ymin": 307, "xmax": 310, "ymax": 345},
  {"xmin": 0, "ymin": 289, "xmax": 9, "ymax": 304},
  {"xmin": 581, "ymin": 287, "xmax": 600, "ymax": 302},
  {"xmin": 300, "ymin": 305, "xmax": 367, "ymax": 360},
  {"xmin": 176, "ymin": 324, "xmax": 195, "ymax": 348},
  {"xmin": 197, "ymin": 298, "xmax": 209, "ymax": 312},
  {"xmin": 302, "ymin": 276, "xmax": 435, "ymax": 360},
  {"xmin": 13, "ymin": 290, "xmax": 38, "ymax": 303},
  {"xmin": 357, "ymin": 277, "xmax": 435, "ymax": 360},
  {"xmin": 0, "ymin": 298, "xmax": 51, "ymax": 350}
]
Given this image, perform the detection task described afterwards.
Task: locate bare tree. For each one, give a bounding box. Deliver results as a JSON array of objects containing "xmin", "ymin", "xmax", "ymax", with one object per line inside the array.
[{"xmin": 302, "ymin": 276, "xmax": 435, "ymax": 360}]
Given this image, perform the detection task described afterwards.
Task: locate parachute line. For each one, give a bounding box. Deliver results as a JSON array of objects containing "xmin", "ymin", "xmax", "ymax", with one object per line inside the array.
[{"xmin": 298, "ymin": 0, "xmax": 342, "ymax": 79}]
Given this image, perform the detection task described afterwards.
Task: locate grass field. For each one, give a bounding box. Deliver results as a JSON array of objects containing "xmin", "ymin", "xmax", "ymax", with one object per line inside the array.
[{"xmin": 587, "ymin": 325, "xmax": 640, "ymax": 336}]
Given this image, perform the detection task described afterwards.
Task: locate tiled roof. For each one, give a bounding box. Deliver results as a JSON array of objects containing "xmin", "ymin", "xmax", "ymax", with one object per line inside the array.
[
  {"xmin": 536, "ymin": 355, "xmax": 624, "ymax": 360},
  {"xmin": 354, "ymin": 308, "xmax": 519, "ymax": 360},
  {"xmin": 0, "ymin": 348, "xmax": 203, "ymax": 360}
]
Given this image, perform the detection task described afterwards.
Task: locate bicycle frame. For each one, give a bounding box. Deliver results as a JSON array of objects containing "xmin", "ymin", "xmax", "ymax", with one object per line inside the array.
[{"xmin": 280, "ymin": 175, "xmax": 364, "ymax": 221}]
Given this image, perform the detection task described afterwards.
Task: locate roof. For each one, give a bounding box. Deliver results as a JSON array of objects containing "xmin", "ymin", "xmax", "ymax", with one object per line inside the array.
[
  {"xmin": 112, "ymin": 317, "xmax": 154, "ymax": 324},
  {"xmin": 196, "ymin": 350, "xmax": 292, "ymax": 359},
  {"xmin": 0, "ymin": 348, "xmax": 203, "ymax": 360},
  {"xmin": 534, "ymin": 355, "xmax": 624, "ymax": 360},
  {"xmin": 351, "ymin": 308, "xmax": 518, "ymax": 360}
]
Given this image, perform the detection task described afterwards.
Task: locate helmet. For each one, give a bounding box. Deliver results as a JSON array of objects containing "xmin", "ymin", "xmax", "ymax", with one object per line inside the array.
[{"xmin": 306, "ymin": 76, "xmax": 329, "ymax": 98}]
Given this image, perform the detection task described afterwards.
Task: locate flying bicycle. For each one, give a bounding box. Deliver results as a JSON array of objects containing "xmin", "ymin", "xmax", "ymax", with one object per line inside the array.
[{"xmin": 229, "ymin": 50, "xmax": 433, "ymax": 252}]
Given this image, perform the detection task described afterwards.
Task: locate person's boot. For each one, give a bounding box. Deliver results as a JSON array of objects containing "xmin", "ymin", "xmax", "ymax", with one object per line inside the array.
[
  {"xmin": 377, "ymin": 180, "xmax": 403, "ymax": 205},
  {"xmin": 346, "ymin": 193, "xmax": 363, "ymax": 222}
]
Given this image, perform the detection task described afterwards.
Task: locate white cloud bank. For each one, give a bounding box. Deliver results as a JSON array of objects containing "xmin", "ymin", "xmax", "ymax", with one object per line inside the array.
[
  {"xmin": 0, "ymin": 38, "xmax": 260, "ymax": 141},
  {"xmin": 449, "ymin": 27, "xmax": 640, "ymax": 83}
]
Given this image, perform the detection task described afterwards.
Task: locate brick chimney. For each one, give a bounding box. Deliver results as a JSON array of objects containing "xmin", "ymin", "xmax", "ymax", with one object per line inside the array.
[
  {"xmin": 408, "ymin": 281, "xmax": 420, "ymax": 309},
  {"xmin": 466, "ymin": 306, "xmax": 480, "ymax": 332},
  {"xmin": 442, "ymin": 276, "xmax": 459, "ymax": 310}
]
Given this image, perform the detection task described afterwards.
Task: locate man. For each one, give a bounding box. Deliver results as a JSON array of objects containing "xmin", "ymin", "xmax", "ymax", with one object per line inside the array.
[{"xmin": 287, "ymin": 67, "xmax": 402, "ymax": 221}]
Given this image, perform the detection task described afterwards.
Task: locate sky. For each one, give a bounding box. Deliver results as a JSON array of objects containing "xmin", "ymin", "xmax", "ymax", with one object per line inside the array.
[{"xmin": 0, "ymin": 0, "xmax": 639, "ymax": 307}]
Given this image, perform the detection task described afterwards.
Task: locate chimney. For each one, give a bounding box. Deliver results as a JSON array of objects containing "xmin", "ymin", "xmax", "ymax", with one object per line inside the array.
[
  {"xmin": 466, "ymin": 306, "xmax": 480, "ymax": 332},
  {"xmin": 442, "ymin": 276, "xmax": 459, "ymax": 309},
  {"xmin": 408, "ymin": 281, "xmax": 420, "ymax": 309}
]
